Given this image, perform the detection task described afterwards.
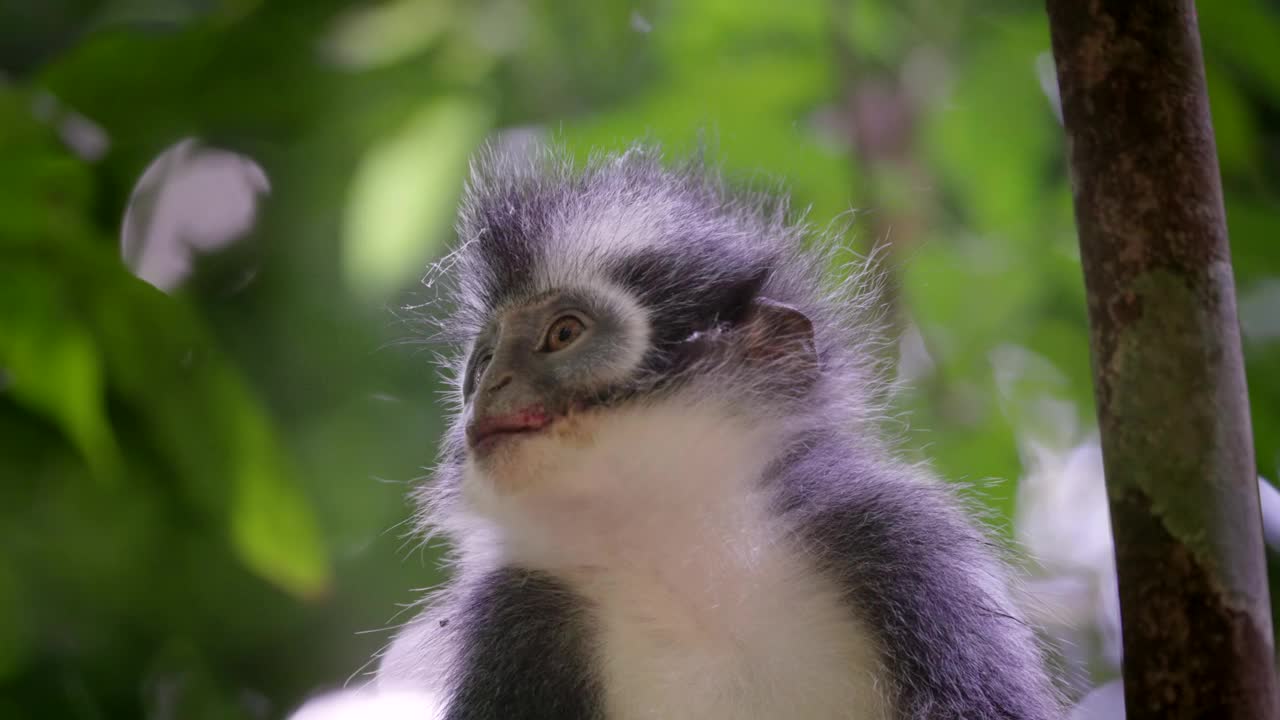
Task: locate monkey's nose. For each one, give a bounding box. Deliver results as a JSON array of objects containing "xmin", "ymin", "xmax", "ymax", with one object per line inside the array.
[{"xmin": 481, "ymin": 372, "xmax": 513, "ymax": 396}]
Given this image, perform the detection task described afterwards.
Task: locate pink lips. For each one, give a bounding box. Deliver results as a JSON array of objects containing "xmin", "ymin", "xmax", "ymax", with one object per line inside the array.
[{"xmin": 467, "ymin": 406, "xmax": 553, "ymax": 450}]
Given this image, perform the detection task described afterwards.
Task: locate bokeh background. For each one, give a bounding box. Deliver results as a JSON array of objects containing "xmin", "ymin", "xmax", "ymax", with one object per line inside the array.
[{"xmin": 2, "ymin": 0, "xmax": 1279, "ymax": 717}]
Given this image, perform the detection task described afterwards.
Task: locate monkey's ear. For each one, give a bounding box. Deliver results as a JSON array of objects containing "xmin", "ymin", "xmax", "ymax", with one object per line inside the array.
[
  {"xmin": 717, "ymin": 268, "xmax": 771, "ymax": 326},
  {"xmin": 739, "ymin": 298, "xmax": 820, "ymax": 388}
]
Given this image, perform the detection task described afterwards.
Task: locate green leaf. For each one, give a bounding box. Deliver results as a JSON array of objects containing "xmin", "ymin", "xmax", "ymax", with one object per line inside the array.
[
  {"xmin": 86, "ymin": 277, "xmax": 333, "ymax": 598},
  {"xmin": 342, "ymin": 95, "xmax": 493, "ymax": 303},
  {"xmin": 1204, "ymin": 59, "xmax": 1259, "ymax": 179},
  {"xmin": 1198, "ymin": 0, "xmax": 1280, "ymax": 100},
  {"xmin": 217, "ymin": 366, "xmax": 331, "ymax": 599},
  {"xmin": 1, "ymin": 233, "xmax": 330, "ymax": 598},
  {"xmin": 0, "ymin": 267, "xmax": 123, "ymax": 483},
  {"xmin": 923, "ymin": 13, "xmax": 1056, "ymax": 242},
  {"xmin": 0, "ymin": 557, "xmax": 26, "ymax": 680},
  {"xmin": 565, "ymin": 0, "xmax": 857, "ymax": 224}
]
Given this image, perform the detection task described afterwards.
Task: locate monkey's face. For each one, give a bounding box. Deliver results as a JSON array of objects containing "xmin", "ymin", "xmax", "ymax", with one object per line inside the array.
[
  {"xmin": 459, "ymin": 283, "xmax": 651, "ymax": 470},
  {"xmin": 443, "ymin": 147, "xmax": 827, "ymax": 498},
  {"xmin": 457, "ymin": 273, "xmax": 821, "ymax": 498}
]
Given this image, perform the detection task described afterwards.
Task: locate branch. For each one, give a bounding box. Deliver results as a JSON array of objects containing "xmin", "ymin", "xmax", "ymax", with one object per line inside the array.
[{"xmin": 1045, "ymin": 1, "xmax": 1278, "ymax": 716}]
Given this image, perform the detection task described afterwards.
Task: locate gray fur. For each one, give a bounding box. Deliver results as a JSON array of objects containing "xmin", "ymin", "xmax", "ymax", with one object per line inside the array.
[{"xmin": 444, "ymin": 567, "xmax": 604, "ymax": 720}]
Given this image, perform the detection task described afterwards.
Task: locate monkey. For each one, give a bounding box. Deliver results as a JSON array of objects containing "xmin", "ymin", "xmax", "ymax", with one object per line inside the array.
[{"xmin": 374, "ymin": 144, "xmax": 1063, "ymax": 719}]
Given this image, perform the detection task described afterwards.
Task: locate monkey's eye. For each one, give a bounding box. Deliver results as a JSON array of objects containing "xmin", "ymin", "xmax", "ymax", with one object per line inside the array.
[
  {"xmin": 543, "ymin": 315, "xmax": 586, "ymax": 353},
  {"xmin": 468, "ymin": 352, "xmax": 492, "ymax": 392}
]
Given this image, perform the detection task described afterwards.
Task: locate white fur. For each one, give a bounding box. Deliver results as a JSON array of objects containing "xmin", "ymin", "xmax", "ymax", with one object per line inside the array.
[
  {"xmin": 554, "ymin": 278, "xmax": 652, "ymax": 385},
  {"xmin": 550, "ymin": 198, "xmax": 677, "ymax": 272},
  {"xmin": 541, "ymin": 157, "xmax": 686, "ymax": 286},
  {"xmin": 587, "ymin": 279, "xmax": 651, "ymax": 381},
  {"xmin": 450, "ymin": 398, "xmax": 891, "ymax": 719},
  {"xmin": 288, "ymin": 688, "xmax": 445, "ymax": 720}
]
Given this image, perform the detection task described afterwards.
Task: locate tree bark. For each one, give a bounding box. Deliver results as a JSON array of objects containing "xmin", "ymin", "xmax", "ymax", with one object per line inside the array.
[{"xmin": 1045, "ymin": 1, "xmax": 1278, "ymax": 717}]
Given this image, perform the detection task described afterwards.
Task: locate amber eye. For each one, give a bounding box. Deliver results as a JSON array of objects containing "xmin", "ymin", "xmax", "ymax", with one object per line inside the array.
[{"xmin": 544, "ymin": 315, "xmax": 586, "ymax": 352}]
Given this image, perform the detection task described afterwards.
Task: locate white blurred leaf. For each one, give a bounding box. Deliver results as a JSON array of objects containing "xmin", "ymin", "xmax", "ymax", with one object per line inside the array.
[
  {"xmin": 1238, "ymin": 278, "xmax": 1280, "ymax": 344},
  {"xmin": 1069, "ymin": 679, "xmax": 1125, "ymax": 720},
  {"xmin": 121, "ymin": 138, "xmax": 269, "ymax": 292}
]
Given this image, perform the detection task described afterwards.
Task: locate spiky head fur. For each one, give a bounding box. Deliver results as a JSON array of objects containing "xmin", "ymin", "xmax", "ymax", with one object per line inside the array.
[{"xmin": 414, "ymin": 144, "xmax": 891, "ymax": 541}]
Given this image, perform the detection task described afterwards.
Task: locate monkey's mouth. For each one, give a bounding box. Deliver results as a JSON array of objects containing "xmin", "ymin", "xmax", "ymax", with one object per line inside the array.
[{"xmin": 467, "ymin": 407, "xmax": 554, "ymax": 453}]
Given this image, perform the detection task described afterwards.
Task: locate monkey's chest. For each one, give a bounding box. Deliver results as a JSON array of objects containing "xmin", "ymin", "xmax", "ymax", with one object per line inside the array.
[{"xmin": 575, "ymin": 552, "xmax": 891, "ymax": 720}]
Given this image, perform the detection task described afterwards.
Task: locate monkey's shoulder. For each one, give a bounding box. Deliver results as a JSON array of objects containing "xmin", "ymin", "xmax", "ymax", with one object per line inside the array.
[{"xmin": 774, "ymin": 446, "xmax": 1064, "ymax": 719}]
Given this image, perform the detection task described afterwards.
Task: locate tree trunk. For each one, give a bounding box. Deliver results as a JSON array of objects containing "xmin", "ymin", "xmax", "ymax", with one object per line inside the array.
[{"xmin": 1045, "ymin": 1, "xmax": 1278, "ymax": 717}]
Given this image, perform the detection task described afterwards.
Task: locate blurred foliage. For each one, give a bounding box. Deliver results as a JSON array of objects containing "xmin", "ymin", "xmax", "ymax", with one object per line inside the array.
[{"xmin": 1, "ymin": 0, "xmax": 1278, "ymax": 717}]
